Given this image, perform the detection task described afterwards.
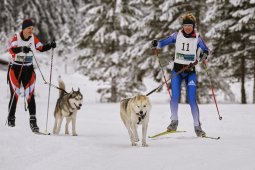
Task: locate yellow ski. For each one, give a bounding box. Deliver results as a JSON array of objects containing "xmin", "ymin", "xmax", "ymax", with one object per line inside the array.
[{"xmin": 148, "ymin": 130, "xmax": 186, "ymax": 138}]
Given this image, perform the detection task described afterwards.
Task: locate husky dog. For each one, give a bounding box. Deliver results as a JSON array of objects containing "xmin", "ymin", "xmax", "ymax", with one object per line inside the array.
[
  {"xmin": 53, "ymin": 78, "xmax": 83, "ymax": 136},
  {"xmin": 120, "ymin": 95, "xmax": 152, "ymax": 146}
]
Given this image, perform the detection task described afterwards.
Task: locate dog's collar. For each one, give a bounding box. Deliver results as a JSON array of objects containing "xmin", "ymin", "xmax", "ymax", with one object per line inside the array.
[{"xmin": 136, "ymin": 112, "xmax": 147, "ymax": 125}]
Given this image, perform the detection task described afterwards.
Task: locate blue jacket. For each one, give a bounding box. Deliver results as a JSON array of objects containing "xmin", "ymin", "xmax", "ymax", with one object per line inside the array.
[{"xmin": 157, "ymin": 31, "xmax": 209, "ymax": 54}]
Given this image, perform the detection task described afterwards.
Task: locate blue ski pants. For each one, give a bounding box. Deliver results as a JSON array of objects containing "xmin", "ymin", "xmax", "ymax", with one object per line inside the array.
[{"xmin": 170, "ymin": 70, "xmax": 201, "ymax": 126}]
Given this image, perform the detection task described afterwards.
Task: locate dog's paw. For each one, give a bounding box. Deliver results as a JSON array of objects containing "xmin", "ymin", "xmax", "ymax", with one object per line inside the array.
[
  {"xmin": 142, "ymin": 143, "xmax": 148, "ymax": 147},
  {"xmin": 72, "ymin": 133, "xmax": 78, "ymax": 136},
  {"xmin": 131, "ymin": 143, "xmax": 137, "ymax": 146}
]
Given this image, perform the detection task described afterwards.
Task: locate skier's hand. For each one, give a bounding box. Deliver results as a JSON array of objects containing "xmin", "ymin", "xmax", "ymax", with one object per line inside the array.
[
  {"xmin": 151, "ymin": 39, "xmax": 158, "ymax": 48},
  {"xmin": 199, "ymin": 51, "xmax": 208, "ymax": 62},
  {"xmin": 197, "ymin": 47, "xmax": 208, "ymax": 62},
  {"xmin": 51, "ymin": 41, "xmax": 56, "ymax": 49},
  {"xmin": 22, "ymin": 46, "xmax": 31, "ymax": 53}
]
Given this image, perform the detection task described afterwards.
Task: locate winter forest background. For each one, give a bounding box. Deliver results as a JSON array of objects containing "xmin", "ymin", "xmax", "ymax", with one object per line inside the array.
[{"xmin": 0, "ymin": 0, "xmax": 254, "ymax": 104}]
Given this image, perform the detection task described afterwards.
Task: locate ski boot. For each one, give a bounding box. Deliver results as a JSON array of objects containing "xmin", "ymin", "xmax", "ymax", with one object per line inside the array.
[
  {"xmin": 30, "ymin": 116, "xmax": 39, "ymax": 133},
  {"xmin": 194, "ymin": 125, "xmax": 206, "ymax": 137},
  {"xmin": 8, "ymin": 117, "xmax": 15, "ymax": 127},
  {"xmin": 167, "ymin": 120, "xmax": 178, "ymax": 132}
]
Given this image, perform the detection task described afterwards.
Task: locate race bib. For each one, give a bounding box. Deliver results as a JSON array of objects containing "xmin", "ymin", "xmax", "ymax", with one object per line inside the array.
[{"xmin": 15, "ymin": 55, "xmax": 33, "ymax": 62}]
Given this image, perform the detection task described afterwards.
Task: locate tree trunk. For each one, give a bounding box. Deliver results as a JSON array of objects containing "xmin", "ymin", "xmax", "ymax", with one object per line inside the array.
[
  {"xmin": 241, "ymin": 55, "xmax": 246, "ymax": 104},
  {"xmin": 110, "ymin": 76, "xmax": 117, "ymax": 102},
  {"xmin": 253, "ymin": 60, "xmax": 255, "ymax": 103},
  {"xmin": 109, "ymin": 0, "xmax": 117, "ymax": 103}
]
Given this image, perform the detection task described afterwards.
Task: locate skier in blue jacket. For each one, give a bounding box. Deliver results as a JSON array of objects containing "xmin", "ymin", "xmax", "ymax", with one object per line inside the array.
[{"xmin": 152, "ymin": 13, "xmax": 209, "ymax": 137}]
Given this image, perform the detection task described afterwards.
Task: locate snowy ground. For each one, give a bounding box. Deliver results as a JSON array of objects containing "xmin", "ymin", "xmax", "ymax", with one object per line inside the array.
[
  {"xmin": 0, "ymin": 55, "xmax": 255, "ymax": 170},
  {"xmin": 0, "ymin": 101, "xmax": 255, "ymax": 170}
]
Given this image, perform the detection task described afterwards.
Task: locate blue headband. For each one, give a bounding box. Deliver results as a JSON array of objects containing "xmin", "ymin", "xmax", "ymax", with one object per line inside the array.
[{"xmin": 183, "ymin": 19, "xmax": 195, "ymax": 26}]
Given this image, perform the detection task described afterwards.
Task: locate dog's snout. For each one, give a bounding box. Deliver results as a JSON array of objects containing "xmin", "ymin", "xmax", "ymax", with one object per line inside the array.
[
  {"xmin": 139, "ymin": 111, "xmax": 143, "ymax": 115},
  {"xmin": 79, "ymin": 104, "xmax": 82, "ymax": 107}
]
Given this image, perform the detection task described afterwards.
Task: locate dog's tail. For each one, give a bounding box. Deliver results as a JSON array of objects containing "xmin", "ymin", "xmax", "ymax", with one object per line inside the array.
[{"xmin": 58, "ymin": 75, "xmax": 66, "ymax": 97}]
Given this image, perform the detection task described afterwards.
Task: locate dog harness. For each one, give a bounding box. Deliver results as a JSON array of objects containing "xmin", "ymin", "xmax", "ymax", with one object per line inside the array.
[
  {"xmin": 68, "ymin": 102, "xmax": 77, "ymax": 117},
  {"xmin": 136, "ymin": 112, "xmax": 147, "ymax": 125},
  {"xmin": 61, "ymin": 98, "xmax": 76, "ymax": 117}
]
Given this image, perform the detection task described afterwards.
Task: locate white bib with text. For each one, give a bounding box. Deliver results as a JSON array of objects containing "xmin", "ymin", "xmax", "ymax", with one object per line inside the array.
[
  {"xmin": 174, "ymin": 30, "xmax": 199, "ymax": 65},
  {"xmin": 15, "ymin": 33, "xmax": 36, "ymax": 62}
]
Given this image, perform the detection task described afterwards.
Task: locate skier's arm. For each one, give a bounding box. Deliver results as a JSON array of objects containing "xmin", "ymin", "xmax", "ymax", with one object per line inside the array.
[
  {"xmin": 8, "ymin": 35, "xmax": 22, "ymax": 55},
  {"xmin": 197, "ymin": 35, "xmax": 209, "ymax": 54},
  {"xmin": 197, "ymin": 35, "xmax": 209, "ymax": 62},
  {"xmin": 34, "ymin": 36, "xmax": 52, "ymax": 52},
  {"xmin": 157, "ymin": 32, "xmax": 177, "ymax": 48}
]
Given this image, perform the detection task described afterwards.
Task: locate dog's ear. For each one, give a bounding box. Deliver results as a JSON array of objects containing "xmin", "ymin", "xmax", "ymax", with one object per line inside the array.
[
  {"xmin": 72, "ymin": 88, "xmax": 74, "ymax": 93},
  {"xmin": 78, "ymin": 88, "xmax": 80, "ymax": 92}
]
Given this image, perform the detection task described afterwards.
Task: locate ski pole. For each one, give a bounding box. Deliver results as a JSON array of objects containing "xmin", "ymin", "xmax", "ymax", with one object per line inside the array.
[
  {"xmin": 45, "ymin": 47, "xmax": 54, "ymax": 133},
  {"xmin": 153, "ymin": 48, "xmax": 171, "ymax": 97},
  {"xmin": 31, "ymin": 51, "xmax": 67, "ymax": 94},
  {"xmin": 203, "ymin": 61, "xmax": 222, "ymax": 120}
]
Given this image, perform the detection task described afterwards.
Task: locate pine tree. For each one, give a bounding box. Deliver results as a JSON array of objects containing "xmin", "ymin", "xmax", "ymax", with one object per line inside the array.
[
  {"xmin": 206, "ymin": 0, "xmax": 255, "ymax": 103},
  {"xmin": 0, "ymin": 0, "xmax": 16, "ymax": 53},
  {"xmin": 230, "ymin": 0, "xmax": 255, "ymax": 103},
  {"xmin": 205, "ymin": 0, "xmax": 240, "ymax": 103},
  {"xmin": 0, "ymin": 0, "xmax": 82, "ymax": 75},
  {"xmin": 0, "ymin": 0, "xmax": 80, "ymax": 55},
  {"xmin": 77, "ymin": 0, "xmax": 149, "ymax": 102}
]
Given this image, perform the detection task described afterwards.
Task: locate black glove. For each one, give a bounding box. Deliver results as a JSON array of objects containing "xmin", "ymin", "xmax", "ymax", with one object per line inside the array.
[
  {"xmin": 199, "ymin": 51, "xmax": 208, "ymax": 62},
  {"xmin": 51, "ymin": 41, "xmax": 56, "ymax": 48},
  {"xmin": 197, "ymin": 48, "xmax": 208, "ymax": 62},
  {"xmin": 151, "ymin": 39, "xmax": 158, "ymax": 48},
  {"xmin": 22, "ymin": 46, "xmax": 31, "ymax": 53}
]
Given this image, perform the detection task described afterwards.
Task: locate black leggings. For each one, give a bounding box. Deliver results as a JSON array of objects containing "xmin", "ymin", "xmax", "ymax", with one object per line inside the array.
[{"xmin": 7, "ymin": 63, "xmax": 36, "ymax": 119}]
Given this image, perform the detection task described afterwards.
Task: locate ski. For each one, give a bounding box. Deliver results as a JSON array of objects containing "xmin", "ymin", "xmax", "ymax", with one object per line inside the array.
[
  {"xmin": 148, "ymin": 130, "xmax": 186, "ymax": 138},
  {"xmin": 202, "ymin": 136, "xmax": 220, "ymax": 140},
  {"xmin": 33, "ymin": 131, "xmax": 51, "ymax": 135}
]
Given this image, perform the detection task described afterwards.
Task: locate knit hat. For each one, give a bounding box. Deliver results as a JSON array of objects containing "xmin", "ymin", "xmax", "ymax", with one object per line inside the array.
[{"xmin": 22, "ymin": 19, "xmax": 34, "ymax": 30}]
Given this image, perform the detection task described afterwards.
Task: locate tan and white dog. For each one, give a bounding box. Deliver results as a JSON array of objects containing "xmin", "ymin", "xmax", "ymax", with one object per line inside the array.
[
  {"xmin": 120, "ymin": 95, "xmax": 152, "ymax": 146},
  {"xmin": 53, "ymin": 78, "xmax": 83, "ymax": 136}
]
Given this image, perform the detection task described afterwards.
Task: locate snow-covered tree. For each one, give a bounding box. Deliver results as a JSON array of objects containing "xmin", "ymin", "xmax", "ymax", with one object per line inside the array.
[
  {"xmin": 0, "ymin": 0, "xmax": 16, "ymax": 53},
  {"xmin": 230, "ymin": 0, "xmax": 255, "ymax": 103},
  {"xmin": 77, "ymin": 0, "xmax": 150, "ymax": 102},
  {"xmin": 205, "ymin": 0, "xmax": 255, "ymax": 103},
  {"xmin": 0, "ymin": 0, "xmax": 80, "ymax": 57}
]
